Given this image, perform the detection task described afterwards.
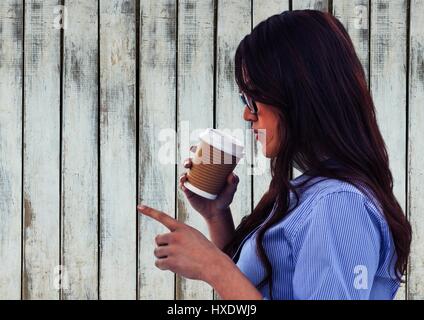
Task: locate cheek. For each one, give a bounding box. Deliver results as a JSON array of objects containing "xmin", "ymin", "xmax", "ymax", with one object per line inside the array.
[
  {"xmin": 266, "ymin": 120, "xmax": 283, "ymax": 152},
  {"xmin": 264, "ymin": 129, "xmax": 273, "ymax": 144},
  {"xmin": 266, "ymin": 121, "xmax": 279, "ymax": 144}
]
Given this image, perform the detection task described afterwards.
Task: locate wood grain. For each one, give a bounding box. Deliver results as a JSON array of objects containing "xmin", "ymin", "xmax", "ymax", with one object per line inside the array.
[
  {"xmin": 138, "ymin": 0, "xmax": 176, "ymax": 300},
  {"xmin": 62, "ymin": 0, "xmax": 98, "ymax": 299},
  {"xmin": 407, "ymin": 0, "xmax": 424, "ymax": 300},
  {"xmin": 333, "ymin": 0, "xmax": 369, "ymax": 82},
  {"xmin": 0, "ymin": 0, "xmax": 22, "ymax": 299},
  {"xmin": 99, "ymin": 0, "xmax": 137, "ymax": 299},
  {"xmin": 0, "ymin": 0, "xmax": 423, "ymax": 300},
  {"xmin": 23, "ymin": 0, "xmax": 61, "ymax": 299},
  {"xmin": 175, "ymin": 0, "xmax": 215, "ymax": 300},
  {"xmin": 292, "ymin": 0, "xmax": 329, "ymax": 11}
]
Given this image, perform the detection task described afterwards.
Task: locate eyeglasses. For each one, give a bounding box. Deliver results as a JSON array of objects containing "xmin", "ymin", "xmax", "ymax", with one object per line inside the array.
[{"xmin": 239, "ymin": 91, "xmax": 258, "ymax": 115}]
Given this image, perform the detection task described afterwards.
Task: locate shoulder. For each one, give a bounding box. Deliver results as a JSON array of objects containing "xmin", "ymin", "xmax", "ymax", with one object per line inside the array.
[
  {"xmin": 293, "ymin": 174, "xmax": 383, "ymax": 215},
  {"xmin": 311, "ymin": 178, "xmax": 380, "ymax": 212},
  {"xmin": 288, "ymin": 176, "xmax": 389, "ymax": 243},
  {"xmin": 286, "ymin": 175, "xmax": 399, "ymax": 284}
]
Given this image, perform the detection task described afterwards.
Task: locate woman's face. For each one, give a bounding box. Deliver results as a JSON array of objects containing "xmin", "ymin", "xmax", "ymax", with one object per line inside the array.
[{"xmin": 243, "ymin": 101, "xmax": 282, "ymax": 158}]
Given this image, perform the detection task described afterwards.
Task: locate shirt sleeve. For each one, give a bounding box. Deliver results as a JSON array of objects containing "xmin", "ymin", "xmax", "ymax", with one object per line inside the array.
[{"xmin": 291, "ymin": 191, "xmax": 382, "ymax": 300}]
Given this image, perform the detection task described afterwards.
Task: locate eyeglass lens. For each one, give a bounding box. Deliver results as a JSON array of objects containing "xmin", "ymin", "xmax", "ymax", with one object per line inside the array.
[{"xmin": 240, "ymin": 92, "xmax": 257, "ymax": 114}]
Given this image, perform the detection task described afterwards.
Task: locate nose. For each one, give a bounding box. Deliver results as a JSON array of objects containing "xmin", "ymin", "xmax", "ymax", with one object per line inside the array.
[{"xmin": 243, "ymin": 107, "xmax": 257, "ymax": 124}]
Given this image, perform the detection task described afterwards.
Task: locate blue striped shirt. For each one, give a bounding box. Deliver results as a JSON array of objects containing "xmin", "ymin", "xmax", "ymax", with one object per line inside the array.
[{"xmin": 235, "ymin": 173, "xmax": 400, "ymax": 300}]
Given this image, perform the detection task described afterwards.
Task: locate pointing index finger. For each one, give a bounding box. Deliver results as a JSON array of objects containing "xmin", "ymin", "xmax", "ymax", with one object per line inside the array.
[{"xmin": 137, "ymin": 205, "xmax": 179, "ymax": 231}]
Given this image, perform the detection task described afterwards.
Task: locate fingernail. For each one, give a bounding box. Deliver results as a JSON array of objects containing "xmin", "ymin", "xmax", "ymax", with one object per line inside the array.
[{"xmin": 137, "ymin": 204, "xmax": 146, "ymax": 211}]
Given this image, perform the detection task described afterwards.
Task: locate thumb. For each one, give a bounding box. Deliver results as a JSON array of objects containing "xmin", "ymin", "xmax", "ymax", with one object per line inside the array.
[
  {"xmin": 230, "ymin": 173, "xmax": 239, "ymax": 185},
  {"xmin": 221, "ymin": 173, "xmax": 239, "ymax": 195}
]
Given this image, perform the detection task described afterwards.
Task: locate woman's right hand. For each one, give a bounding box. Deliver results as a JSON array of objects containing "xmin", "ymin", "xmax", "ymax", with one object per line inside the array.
[{"xmin": 178, "ymin": 157, "xmax": 239, "ymax": 221}]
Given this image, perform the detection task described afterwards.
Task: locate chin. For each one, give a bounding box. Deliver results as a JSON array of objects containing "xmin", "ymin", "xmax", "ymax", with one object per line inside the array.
[{"xmin": 261, "ymin": 143, "xmax": 277, "ymax": 158}]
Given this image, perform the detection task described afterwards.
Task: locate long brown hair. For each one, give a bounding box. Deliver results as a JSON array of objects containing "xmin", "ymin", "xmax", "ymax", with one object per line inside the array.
[{"xmin": 224, "ymin": 10, "xmax": 412, "ymax": 299}]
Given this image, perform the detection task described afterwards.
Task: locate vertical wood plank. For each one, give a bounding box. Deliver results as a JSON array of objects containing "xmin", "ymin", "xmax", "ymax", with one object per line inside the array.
[
  {"xmin": 23, "ymin": 0, "xmax": 61, "ymax": 299},
  {"xmin": 292, "ymin": 0, "xmax": 329, "ymax": 11},
  {"xmin": 253, "ymin": 0, "xmax": 289, "ymax": 25},
  {"xmin": 138, "ymin": 0, "xmax": 176, "ymax": 300},
  {"xmin": 333, "ymin": 0, "xmax": 369, "ymax": 81},
  {"xmin": 62, "ymin": 0, "xmax": 98, "ymax": 299},
  {"xmin": 370, "ymin": 0, "xmax": 408, "ymax": 300},
  {"xmin": 408, "ymin": 0, "xmax": 424, "ymax": 300},
  {"xmin": 100, "ymin": 0, "xmax": 136, "ymax": 299},
  {"xmin": 251, "ymin": 0, "xmax": 290, "ymax": 209},
  {"xmin": 0, "ymin": 0, "xmax": 23, "ymax": 299},
  {"xmin": 175, "ymin": 0, "xmax": 215, "ymax": 300}
]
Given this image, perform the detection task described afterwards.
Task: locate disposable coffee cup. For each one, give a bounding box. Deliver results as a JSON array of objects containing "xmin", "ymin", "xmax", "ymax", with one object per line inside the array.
[{"xmin": 183, "ymin": 128, "xmax": 245, "ymax": 200}]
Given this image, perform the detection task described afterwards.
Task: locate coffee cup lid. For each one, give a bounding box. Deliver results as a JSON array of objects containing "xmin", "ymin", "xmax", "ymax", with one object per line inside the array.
[{"xmin": 199, "ymin": 128, "xmax": 245, "ymax": 159}]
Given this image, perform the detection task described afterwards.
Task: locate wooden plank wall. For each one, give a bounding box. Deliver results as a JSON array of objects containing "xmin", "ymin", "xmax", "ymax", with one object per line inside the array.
[
  {"xmin": 23, "ymin": 0, "xmax": 61, "ymax": 300},
  {"xmin": 408, "ymin": 0, "xmax": 424, "ymax": 300},
  {"xmin": 62, "ymin": 0, "xmax": 98, "ymax": 299},
  {"xmin": 99, "ymin": 0, "xmax": 137, "ymax": 299},
  {"xmin": 139, "ymin": 0, "xmax": 176, "ymax": 300},
  {"xmin": 0, "ymin": 0, "xmax": 23, "ymax": 299},
  {"xmin": 0, "ymin": 0, "xmax": 423, "ymax": 300},
  {"xmin": 176, "ymin": 0, "xmax": 214, "ymax": 300}
]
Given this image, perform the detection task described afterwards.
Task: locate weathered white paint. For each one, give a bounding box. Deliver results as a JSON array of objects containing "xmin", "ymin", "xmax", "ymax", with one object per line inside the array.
[
  {"xmin": 0, "ymin": 0, "xmax": 422, "ymax": 301},
  {"xmin": 175, "ymin": 0, "xmax": 215, "ymax": 300},
  {"xmin": 407, "ymin": 0, "xmax": 424, "ymax": 300},
  {"xmin": 292, "ymin": 0, "xmax": 329, "ymax": 11},
  {"xmin": 253, "ymin": 0, "xmax": 289, "ymax": 27},
  {"xmin": 23, "ymin": 0, "xmax": 61, "ymax": 299},
  {"xmin": 0, "ymin": 0, "xmax": 22, "ymax": 299},
  {"xmin": 333, "ymin": 0, "xmax": 369, "ymax": 82},
  {"xmin": 370, "ymin": 0, "xmax": 408, "ymax": 300},
  {"xmin": 252, "ymin": 0, "xmax": 290, "ymax": 209},
  {"xmin": 99, "ymin": 0, "xmax": 137, "ymax": 299},
  {"xmin": 62, "ymin": 0, "xmax": 98, "ymax": 300},
  {"xmin": 138, "ymin": 0, "xmax": 177, "ymax": 300}
]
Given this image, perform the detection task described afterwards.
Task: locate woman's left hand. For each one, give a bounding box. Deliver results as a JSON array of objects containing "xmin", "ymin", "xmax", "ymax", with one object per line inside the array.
[{"xmin": 137, "ymin": 204, "xmax": 227, "ymax": 283}]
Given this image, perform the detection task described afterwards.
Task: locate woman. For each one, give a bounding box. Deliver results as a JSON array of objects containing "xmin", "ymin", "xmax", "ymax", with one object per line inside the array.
[{"xmin": 138, "ymin": 10, "xmax": 412, "ymax": 300}]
